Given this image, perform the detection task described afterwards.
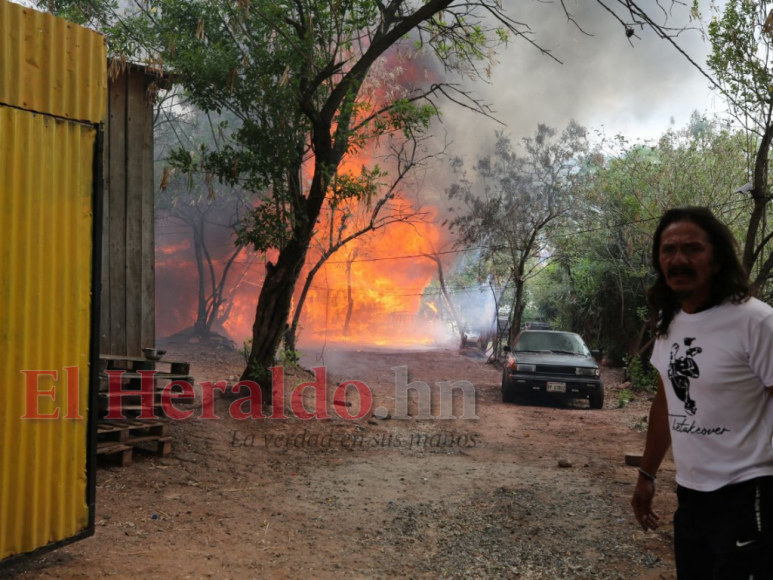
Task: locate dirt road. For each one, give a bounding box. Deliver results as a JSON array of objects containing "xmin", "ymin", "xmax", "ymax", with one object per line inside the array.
[{"xmin": 2, "ymin": 346, "xmax": 677, "ymax": 579}]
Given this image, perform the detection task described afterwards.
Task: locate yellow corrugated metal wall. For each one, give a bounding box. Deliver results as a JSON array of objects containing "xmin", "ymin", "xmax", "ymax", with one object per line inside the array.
[
  {"xmin": 0, "ymin": 109, "xmax": 96, "ymax": 561},
  {"xmin": 0, "ymin": 0, "xmax": 107, "ymax": 124},
  {"xmin": 0, "ymin": 0, "xmax": 106, "ymax": 563}
]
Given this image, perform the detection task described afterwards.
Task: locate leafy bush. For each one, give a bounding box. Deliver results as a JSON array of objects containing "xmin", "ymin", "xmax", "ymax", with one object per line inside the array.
[
  {"xmin": 277, "ymin": 347, "xmax": 301, "ymax": 369},
  {"xmin": 240, "ymin": 337, "xmax": 253, "ymax": 364},
  {"xmin": 625, "ymin": 354, "xmax": 659, "ymax": 392},
  {"xmin": 618, "ymin": 389, "xmax": 634, "ymax": 408}
]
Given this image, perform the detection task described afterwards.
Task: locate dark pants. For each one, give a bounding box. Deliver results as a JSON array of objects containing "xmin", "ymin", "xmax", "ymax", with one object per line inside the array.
[{"xmin": 675, "ymin": 476, "xmax": 773, "ymax": 579}]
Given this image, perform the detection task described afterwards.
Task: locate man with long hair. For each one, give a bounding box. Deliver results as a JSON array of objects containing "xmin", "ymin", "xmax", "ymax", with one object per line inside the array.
[{"xmin": 631, "ymin": 207, "xmax": 773, "ymax": 578}]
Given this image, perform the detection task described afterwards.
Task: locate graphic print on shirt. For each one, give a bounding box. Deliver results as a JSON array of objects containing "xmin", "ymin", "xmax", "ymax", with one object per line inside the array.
[{"xmin": 668, "ymin": 337, "xmax": 702, "ymax": 416}]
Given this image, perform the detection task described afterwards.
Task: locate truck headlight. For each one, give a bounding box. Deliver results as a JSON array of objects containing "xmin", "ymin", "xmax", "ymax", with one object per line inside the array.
[
  {"xmin": 576, "ymin": 367, "xmax": 599, "ymax": 377},
  {"xmin": 513, "ymin": 363, "xmax": 536, "ymax": 373}
]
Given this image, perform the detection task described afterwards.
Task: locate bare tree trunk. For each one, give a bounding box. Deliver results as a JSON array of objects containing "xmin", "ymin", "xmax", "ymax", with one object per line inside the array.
[
  {"xmin": 242, "ymin": 237, "xmax": 311, "ymax": 402},
  {"xmin": 285, "ymin": 258, "xmax": 326, "ymax": 353},
  {"xmin": 214, "ymin": 248, "xmax": 252, "ymax": 328},
  {"xmin": 508, "ymin": 276, "xmax": 525, "ymax": 347},
  {"xmin": 342, "ymin": 251, "xmax": 357, "ymax": 336},
  {"xmin": 744, "ymin": 119, "xmax": 773, "ymax": 284},
  {"xmin": 243, "ymin": 159, "xmax": 327, "ymax": 402},
  {"xmin": 203, "ymin": 244, "xmax": 243, "ymax": 332},
  {"xmin": 426, "ymin": 255, "xmax": 465, "ymax": 347},
  {"xmin": 192, "ymin": 222, "xmax": 208, "ymax": 337}
]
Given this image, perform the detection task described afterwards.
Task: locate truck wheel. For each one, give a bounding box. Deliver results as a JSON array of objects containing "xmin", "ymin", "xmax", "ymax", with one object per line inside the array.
[
  {"xmin": 589, "ymin": 387, "xmax": 604, "ymax": 410},
  {"xmin": 502, "ymin": 369, "xmax": 516, "ymax": 403}
]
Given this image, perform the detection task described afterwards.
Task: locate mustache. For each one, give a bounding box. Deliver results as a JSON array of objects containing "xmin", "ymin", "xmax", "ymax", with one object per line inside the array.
[{"xmin": 667, "ymin": 265, "xmax": 696, "ymax": 278}]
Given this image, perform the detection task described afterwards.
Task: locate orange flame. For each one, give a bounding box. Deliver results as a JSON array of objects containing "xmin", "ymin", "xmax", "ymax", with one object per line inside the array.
[
  {"xmin": 298, "ymin": 201, "xmax": 445, "ymax": 347},
  {"xmin": 156, "ymin": 51, "xmax": 451, "ymax": 349}
]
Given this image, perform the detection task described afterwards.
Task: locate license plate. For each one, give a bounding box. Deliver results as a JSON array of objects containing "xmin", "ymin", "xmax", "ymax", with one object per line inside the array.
[{"xmin": 547, "ymin": 382, "xmax": 566, "ymax": 393}]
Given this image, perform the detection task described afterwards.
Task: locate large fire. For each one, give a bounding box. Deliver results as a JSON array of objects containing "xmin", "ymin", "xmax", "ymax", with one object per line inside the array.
[
  {"xmin": 155, "ymin": 50, "xmax": 453, "ymax": 349},
  {"xmin": 209, "ymin": 199, "xmax": 451, "ymax": 349},
  {"xmin": 156, "ymin": 187, "xmax": 451, "ymax": 349},
  {"xmin": 299, "ymin": 203, "xmax": 445, "ymax": 347}
]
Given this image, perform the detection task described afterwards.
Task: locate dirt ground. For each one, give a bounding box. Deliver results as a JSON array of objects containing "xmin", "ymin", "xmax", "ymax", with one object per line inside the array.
[{"xmin": 2, "ymin": 344, "xmax": 678, "ymax": 579}]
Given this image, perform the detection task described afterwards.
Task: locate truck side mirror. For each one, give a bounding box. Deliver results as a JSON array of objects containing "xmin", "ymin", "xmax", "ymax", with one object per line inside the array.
[{"xmin": 591, "ymin": 349, "xmax": 601, "ymax": 360}]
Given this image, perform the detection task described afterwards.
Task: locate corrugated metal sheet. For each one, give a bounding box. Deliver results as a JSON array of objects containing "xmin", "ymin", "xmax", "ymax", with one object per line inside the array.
[
  {"xmin": 0, "ymin": 107, "xmax": 95, "ymax": 561},
  {"xmin": 0, "ymin": 0, "xmax": 107, "ymax": 124}
]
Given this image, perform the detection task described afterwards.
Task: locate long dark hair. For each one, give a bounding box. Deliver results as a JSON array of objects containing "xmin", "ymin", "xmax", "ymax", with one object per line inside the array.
[{"xmin": 648, "ymin": 206, "xmax": 751, "ymax": 337}]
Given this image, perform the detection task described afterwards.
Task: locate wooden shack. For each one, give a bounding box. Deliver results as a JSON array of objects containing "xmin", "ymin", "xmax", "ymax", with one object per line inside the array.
[{"xmin": 101, "ymin": 64, "xmax": 160, "ymax": 357}]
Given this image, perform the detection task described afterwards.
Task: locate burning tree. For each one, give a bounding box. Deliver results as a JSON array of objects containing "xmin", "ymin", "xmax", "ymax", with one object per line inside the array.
[
  {"xmin": 285, "ymin": 134, "xmax": 434, "ymax": 352},
  {"xmin": 102, "ymin": 0, "xmax": 548, "ymax": 402},
  {"xmin": 157, "ymin": 173, "xmax": 254, "ymax": 338},
  {"xmin": 155, "ymin": 105, "xmax": 257, "ymax": 340}
]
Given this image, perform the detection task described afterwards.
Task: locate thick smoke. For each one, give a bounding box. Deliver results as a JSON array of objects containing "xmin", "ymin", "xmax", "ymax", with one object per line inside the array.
[{"xmin": 437, "ymin": 0, "xmax": 718, "ymax": 166}]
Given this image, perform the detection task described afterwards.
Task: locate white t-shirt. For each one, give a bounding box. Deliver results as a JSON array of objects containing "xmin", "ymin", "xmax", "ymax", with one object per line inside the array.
[{"xmin": 650, "ymin": 297, "xmax": 773, "ymax": 492}]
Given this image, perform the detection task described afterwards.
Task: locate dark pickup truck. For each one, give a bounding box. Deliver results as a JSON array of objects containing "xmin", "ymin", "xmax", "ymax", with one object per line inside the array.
[{"xmin": 502, "ymin": 330, "xmax": 604, "ymax": 409}]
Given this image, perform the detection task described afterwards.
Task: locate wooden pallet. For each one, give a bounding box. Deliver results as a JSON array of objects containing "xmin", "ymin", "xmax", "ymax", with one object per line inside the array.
[
  {"xmin": 100, "ymin": 355, "xmax": 191, "ymax": 375},
  {"xmin": 97, "ymin": 379, "xmax": 195, "ymax": 417},
  {"xmin": 97, "ymin": 440, "xmax": 133, "ymax": 467},
  {"xmin": 97, "ymin": 419, "xmax": 172, "ymax": 466}
]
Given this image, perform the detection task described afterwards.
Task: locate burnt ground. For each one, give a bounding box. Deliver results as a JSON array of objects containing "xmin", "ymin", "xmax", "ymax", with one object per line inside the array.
[{"xmin": 2, "ymin": 345, "xmax": 677, "ymax": 579}]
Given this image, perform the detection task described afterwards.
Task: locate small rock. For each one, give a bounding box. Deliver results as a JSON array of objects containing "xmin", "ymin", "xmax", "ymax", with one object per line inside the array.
[
  {"xmin": 558, "ymin": 459, "xmax": 573, "ymax": 468},
  {"xmin": 621, "ymin": 381, "xmax": 631, "ymax": 389},
  {"xmin": 373, "ymin": 408, "xmax": 391, "ymax": 420},
  {"xmin": 367, "ymin": 419, "xmax": 378, "ymax": 426},
  {"xmin": 625, "ymin": 453, "xmax": 643, "ymax": 467}
]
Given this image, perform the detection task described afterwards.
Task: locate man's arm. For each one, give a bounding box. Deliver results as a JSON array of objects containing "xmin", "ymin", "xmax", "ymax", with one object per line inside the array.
[{"xmin": 631, "ymin": 375, "xmax": 671, "ymax": 531}]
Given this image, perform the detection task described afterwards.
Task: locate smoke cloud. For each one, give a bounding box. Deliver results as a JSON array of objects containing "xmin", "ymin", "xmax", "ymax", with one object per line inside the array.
[{"xmin": 437, "ymin": 0, "xmax": 720, "ymax": 162}]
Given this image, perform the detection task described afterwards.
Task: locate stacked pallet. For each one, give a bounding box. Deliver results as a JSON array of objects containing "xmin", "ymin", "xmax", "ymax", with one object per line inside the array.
[
  {"xmin": 97, "ymin": 418, "xmax": 171, "ymax": 467},
  {"xmin": 96, "ymin": 354, "xmax": 193, "ymax": 466}
]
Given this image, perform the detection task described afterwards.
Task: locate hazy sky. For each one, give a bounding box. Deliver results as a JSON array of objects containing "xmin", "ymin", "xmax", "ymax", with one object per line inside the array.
[{"xmin": 437, "ymin": 0, "xmax": 724, "ymax": 156}]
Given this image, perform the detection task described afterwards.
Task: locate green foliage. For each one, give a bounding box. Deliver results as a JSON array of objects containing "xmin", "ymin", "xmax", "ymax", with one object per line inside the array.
[
  {"xmin": 530, "ymin": 115, "xmax": 753, "ymax": 362},
  {"xmin": 617, "ymin": 389, "xmax": 634, "ymax": 409},
  {"xmin": 277, "ymin": 348, "xmax": 302, "ymax": 369},
  {"xmin": 245, "ymin": 358, "xmax": 272, "ymax": 382},
  {"xmin": 624, "ymin": 355, "xmax": 659, "ymax": 392},
  {"xmin": 41, "ymin": 0, "xmax": 116, "ymax": 27},
  {"xmin": 707, "ymin": 0, "xmax": 772, "ymax": 115},
  {"xmin": 631, "ymin": 415, "xmax": 648, "ymax": 432},
  {"xmin": 240, "ymin": 337, "xmax": 253, "ymax": 365}
]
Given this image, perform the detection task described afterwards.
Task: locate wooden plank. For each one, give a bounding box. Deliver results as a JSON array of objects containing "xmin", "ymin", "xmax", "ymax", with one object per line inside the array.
[
  {"xmin": 125, "ymin": 71, "xmax": 144, "ymax": 356},
  {"xmin": 100, "ymin": 354, "xmax": 148, "ymax": 362},
  {"xmin": 140, "ymin": 74, "xmax": 156, "ymax": 352},
  {"xmin": 98, "ymin": 372, "xmax": 193, "ymax": 380},
  {"xmin": 96, "ymin": 441, "xmax": 131, "ymax": 454},
  {"xmin": 107, "ymin": 404, "xmax": 163, "ymax": 411},
  {"xmin": 96, "ymin": 442, "xmax": 133, "ymax": 467},
  {"xmin": 98, "ymin": 420, "xmax": 169, "ymax": 433},
  {"xmin": 99, "ymin": 419, "xmax": 168, "ymax": 429},
  {"xmin": 101, "ymin": 76, "xmax": 112, "ymax": 354},
  {"xmin": 126, "ymin": 435, "xmax": 171, "ymax": 445},
  {"xmin": 108, "ymin": 71, "xmax": 128, "ymax": 355}
]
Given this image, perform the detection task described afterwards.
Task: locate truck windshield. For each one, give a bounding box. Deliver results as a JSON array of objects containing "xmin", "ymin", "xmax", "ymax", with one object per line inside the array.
[{"xmin": 514, "ymin": 332, "xmax": 590, "ymax": 356}]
